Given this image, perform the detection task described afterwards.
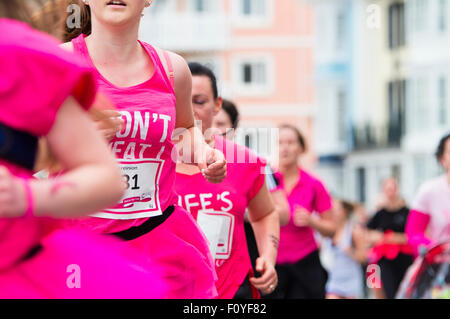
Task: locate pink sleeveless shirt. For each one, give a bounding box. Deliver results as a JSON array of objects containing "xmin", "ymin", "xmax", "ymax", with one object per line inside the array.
[
  {"xmin": 71, "ymin": 35, "xmax": 178, "ymax": 233},
  {"xmin": 175, "ymin": 136, "xmax": 266, "ymax": 298}
]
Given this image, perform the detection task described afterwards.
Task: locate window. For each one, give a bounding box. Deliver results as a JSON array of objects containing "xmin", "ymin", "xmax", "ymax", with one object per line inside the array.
[
  {"xmin": 336, "ymin": 11, "xmax": 346, "ymax": 50},
  {"xmin": 337, "ymin": 90, "xmax": 346, "ymax": 142},
  {"xmin": 414, "ymin": 156, "xmax": 426, "ymax": 190},
  {"xmin": 439, "ymin": 0, "xmax": 448, "ymax": 32},
  {"xmin": 241, "ymin": 62, "xmax": 266, "ymax": 86},
  {"xmin": 195, "ymin": 0, "xmax": 205, "ymax": 12},
  {"xmin": 233, "ymin": 56, "xmax": 273, "ymax": 96},
  {"xmin": 388, "ymin": 79, "xmax": 406, "ymax": 143},
  {"xmin": 439, "ymin": 77, "xmax": 447, "ymax": 125},
  {"xmin": 389, "ymin": 2, "xmax": 405, "ymax": 49},
  {"xmin": 232, "ymin": 0, "xmax": 272, "ymax": 27},
  {"xmin": 392, "ymin": 164, "xmax": 401, "ymax": 182},
  {"xmin": 357, "ymin": 167, "xmax": 366, "ymax": 203},
  {"xmin": 415, "ymin": 0, "xmax": 428, "ymax": 32},
  {"xmin": 241, "ymin": 0, "xmax": 266, "ymax": 17},
  {"xmin": 414, "ymin": 78, "xmax": 429, "ymax": 131},
  {"xmin": 189, "ymin": 0, "xmax": 219, "ymax": 13}
]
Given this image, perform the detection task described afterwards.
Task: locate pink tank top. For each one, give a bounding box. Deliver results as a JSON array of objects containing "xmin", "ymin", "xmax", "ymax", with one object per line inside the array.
[
  {"xmin": 71, "ymin": 35, "xmax": 178, "ymax": 233},
  {"xmin": 175, "ymin": 136, "xmax": 267, "ymax": 298}
]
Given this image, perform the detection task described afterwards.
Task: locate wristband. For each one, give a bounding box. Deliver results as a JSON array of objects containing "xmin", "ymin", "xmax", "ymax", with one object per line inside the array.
[{"xmin": 21, "ymin": 178, "xmax": 34, "ymax": 217}]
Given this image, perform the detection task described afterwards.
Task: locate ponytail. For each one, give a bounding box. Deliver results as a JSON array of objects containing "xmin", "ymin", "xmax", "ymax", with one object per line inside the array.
[{"xmin": 63, "ymin": 0, "xmax": 92, "ymax": 42}]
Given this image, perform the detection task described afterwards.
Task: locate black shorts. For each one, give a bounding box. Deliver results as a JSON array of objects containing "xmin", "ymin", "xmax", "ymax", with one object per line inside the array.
[
  {"xmin": 233, "ymin": 274, "xmax": 260, "ymax": 299},
  {"xmin": 263, "ymin": 250, "xmax": 328, "ymax": 299}
]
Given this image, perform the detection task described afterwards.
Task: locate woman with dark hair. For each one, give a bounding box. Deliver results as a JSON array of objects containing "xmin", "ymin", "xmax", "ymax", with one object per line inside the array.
[
  {"xmin": 57, "ymin": 0, "xmax": 227, "ymax": 298},
  {"xmin": 213, "ymin": 99, "xmax": 240, "ymax": 139},
  {"xmin": 176, "ymin": 62, "xmax": 280, "ymax": 299},
  {"xmin": 406, "ymin": 133, "xmax": 450, "ymax": 254},
  {"xmin": 265, "ymin": 124, "xmax": 336, "ymax": 299},
  {"xmin": 0, "ymin": 0, "xmax": 168, "ymax": 298},
  {"xmin": 212, "ymin": 98, "xmax": 290, "ymax": 276},
  {"xmin": 366, "ymin": 177, "xmax": 414, "ymax": 299}
]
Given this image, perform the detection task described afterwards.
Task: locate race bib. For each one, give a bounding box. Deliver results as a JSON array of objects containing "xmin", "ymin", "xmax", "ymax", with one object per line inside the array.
[
  {"xmin": 93, "ymin": 159, "xmax": 163, "ymax": 219},
  {"xmin": 197, "ymin": 210, "xmax": 235, "ymax": 260}
]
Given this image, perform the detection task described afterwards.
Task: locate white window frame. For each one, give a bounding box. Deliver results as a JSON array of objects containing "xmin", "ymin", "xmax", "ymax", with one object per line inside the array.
[
  {"xmin": 231, "ymin": 54, "xmax": 275, "ymax": 97},
  {"xmin": 231, "ymin": 0, "xmax": 274, "ymax": 29},
  {"xmin": 188, "ymin": 0, "xmax": 221, "ymax": 14}
]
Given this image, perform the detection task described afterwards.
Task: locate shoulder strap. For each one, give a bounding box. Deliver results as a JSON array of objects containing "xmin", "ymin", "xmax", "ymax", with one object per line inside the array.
[
  {"xmin": 157, "ymin": 49, "xmax": 175, "ymax": 89},
  {"xmin": 163, "ymin": 50, "xmax": 175, "ymax": 88}
]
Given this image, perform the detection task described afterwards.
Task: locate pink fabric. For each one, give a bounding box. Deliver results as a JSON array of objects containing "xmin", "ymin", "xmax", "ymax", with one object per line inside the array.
[
  {"xmin": 124, "ymin": 206, "xmax": 217, "ymax": 299},
  {"xmin": 274, "ymin": 168, "xmax": 332, "ymax": 264},
  {"xmin": 0, "ymin": 19, "xmax": 96, "ymax": 137},
  {"xmin": 67, "ymin": 35, "xmax": 217, "ymax": 298},
  {"xmin": 0, "ymin": 229, "xmax": 168, "ymax": 299},
  {"xmin": 410, "ymin": 175, "xmax": 450, "ymax": 246},
  {"xmin": 69, "ymin": 34, "xmax": 178, "ymax": 231},
  {"xmin": 0, "ymin": 19, "xmax": 96, "ymax": 271},
  {"xmin": 368, "ymin": 230, "xmax": 415, "ymax": 263},
  {"xmin": 0, "ymin": 19, "xmax": 169, "ymax": 298},
  {"xmin": 175, "ymin": 136, "xmax": 266, "ymax": 299},
  {"xmin": 406, "ymin": 209, "xmax": 434, "ymax": 255}
]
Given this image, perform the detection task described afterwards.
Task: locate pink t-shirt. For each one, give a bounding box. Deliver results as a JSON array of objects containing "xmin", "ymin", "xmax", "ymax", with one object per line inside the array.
[
  {"xmin": 69, "ymin": 34, "xmax": 178, "ymax": 233},
  {"xmin": 275, "ymin": 168, "xmax": 332, "ymax": 264},
  {"xmin": 0, "ymin": 19, "xmax": 96, "ymax": 270},
  {"xmin": 410, "ymin": 175, "xmax": 450, "ymax": 243},
  {"xmin": 175, "ymin": 136, "xmax": 266, "ymax": 298}
]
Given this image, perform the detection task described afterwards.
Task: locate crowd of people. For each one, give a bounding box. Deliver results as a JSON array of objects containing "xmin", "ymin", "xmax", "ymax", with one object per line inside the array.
[{"xmin": 0, "ymin": 0, "xmax": 449, "ymax": 299}]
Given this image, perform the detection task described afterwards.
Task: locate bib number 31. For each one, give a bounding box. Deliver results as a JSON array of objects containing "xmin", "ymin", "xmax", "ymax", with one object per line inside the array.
[{"xmin": 94, "ymin": 159, "xmax": 163, "ymax": 219}]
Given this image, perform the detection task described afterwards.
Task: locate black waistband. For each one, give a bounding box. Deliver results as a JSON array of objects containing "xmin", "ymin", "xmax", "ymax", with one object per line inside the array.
[
  {"xmin": 109, "ymin": 205, "xmax": 175, "ymax": 241},
  {"xmin": 0, "ymin": 122, "xmax": 38, "ymax": 171}
]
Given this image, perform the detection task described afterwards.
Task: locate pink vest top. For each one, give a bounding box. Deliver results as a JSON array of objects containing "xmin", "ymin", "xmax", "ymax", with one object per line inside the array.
[{"xmin": 71, "ymin": 35, "xmax": 178, "ymax": 233}]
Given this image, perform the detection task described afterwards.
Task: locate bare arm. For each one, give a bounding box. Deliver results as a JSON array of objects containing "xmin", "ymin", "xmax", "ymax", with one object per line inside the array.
[
  {"xmin": 270, "ymin": 189, "xmax": 290, "ymax": 226},
  {"xmin": 0, "ymin": 97, "xmax": 124, "ymax": 218},
  {"xmin": 169, "ymin": 52, "xmax": 226, "ymax": 183},
  {"xmin": 247, "ymin": 182, "xmax": 279, "ymax": 294},
  {"xmin": 345, "ymin": 225, "xmax": 369, "ymax": 264},
  {"xmin": 303, "ymin": 209, "xmax": 336, "ymax": 238}
]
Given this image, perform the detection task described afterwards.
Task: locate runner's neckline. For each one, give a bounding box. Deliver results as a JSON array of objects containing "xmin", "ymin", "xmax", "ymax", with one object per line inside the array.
[{"xmin": 77, "ymin": 35, "xmax": 157, "ymax": 90}]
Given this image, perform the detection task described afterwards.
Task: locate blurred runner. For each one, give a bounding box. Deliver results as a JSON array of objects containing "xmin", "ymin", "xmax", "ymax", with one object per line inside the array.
[
  {"xmin": 212, "ymin": 99, "xmax": 289, "ymax": 276},
  {"xmin": 175, "ymin": 63, "xmax": 280, "ymax": 299},
  {"xmin": 0, "ymin": 8, "xmax": 168, "ymax": 298},
  {"xmin": 407, "ymin": 133, "xmax": 450, "ymax": 254},
  {"xmin": 264, "ymin": 124, "xmax": 336, "ymax": 299},
  {"xmin": 324, "ymin": 199, "xmax": 367, "ymax": 299}
]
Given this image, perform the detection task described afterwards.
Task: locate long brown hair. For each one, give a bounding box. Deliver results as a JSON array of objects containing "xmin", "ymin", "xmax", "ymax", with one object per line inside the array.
[
  {"xmin": 0, "ymin": 0, "xmax": 37, "ymax": 24},
  {"xmin": 63, "ymin": 0, "xmax": 91, "ymax": 42}
]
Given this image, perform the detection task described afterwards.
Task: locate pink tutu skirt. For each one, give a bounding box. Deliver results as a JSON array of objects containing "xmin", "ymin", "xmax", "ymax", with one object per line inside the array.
[
  {"xmin": 0, "ymin": 226, "xmax": 168, "ymax": 299},
  {"xmin": 126, "ymin": 206, "xmax": 218, "ymax": 299}
]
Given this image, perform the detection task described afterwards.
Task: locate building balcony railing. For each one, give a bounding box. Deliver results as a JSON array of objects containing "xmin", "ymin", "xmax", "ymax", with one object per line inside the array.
[
  {"xmin": 139, "ymin": 13, "xmax": 230, "ymax": 53},
  {"xmin": 351, "ymin": 122, "xmax": 403, "ymax": 151}
]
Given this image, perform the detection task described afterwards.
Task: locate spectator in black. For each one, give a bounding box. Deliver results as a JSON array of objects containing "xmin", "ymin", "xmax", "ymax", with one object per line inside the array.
[{"xmin": 366, "ymin": 177, "xmax": 414, "ymax": 299}]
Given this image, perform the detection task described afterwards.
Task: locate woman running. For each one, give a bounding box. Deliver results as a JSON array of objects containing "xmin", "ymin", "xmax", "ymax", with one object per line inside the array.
[
  {"xmin": 60, "ymin": 0, "xmax": 226, "ymax": 299},
  {"xmin": 324, "ymin": 199, "xmax": 367, "ymax": 299},
  {"xmin": 265, "ymin": 124, "xmax": 336, "ymax": 299},
  {"xmin": 212, "ymin": 98, "xmax": 289, "ymax": 275},
  {"xmin": 366, "ymin": 177, "xmax": 414, "ymax": 299},
  {"xmin": 407, "ymin": 133, "xmax": 450, "ymax": 253},
  {"xmin": 0, "ymin": 6, "xmax": 168, "ymax": 298},
  {"xmin": 175, "ymin": 63, "xmax": 279, "ymax": 299}
]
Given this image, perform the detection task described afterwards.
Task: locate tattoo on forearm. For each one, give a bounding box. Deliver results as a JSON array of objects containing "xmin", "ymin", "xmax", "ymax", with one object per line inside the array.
[
  {"xmin": 270, "ymin": 235, "xmax": 279, "ymax": 250},
  {"xmin": 50, "ymin": 180, "xmax": 76, "ymax": 196}
]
